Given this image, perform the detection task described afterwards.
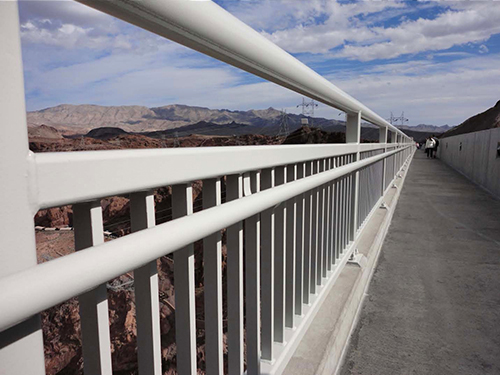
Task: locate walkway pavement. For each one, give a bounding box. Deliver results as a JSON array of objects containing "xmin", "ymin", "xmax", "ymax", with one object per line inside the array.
[{"xmin": 340, "ymin": 150, "xmax": 500, "ymax": 375}]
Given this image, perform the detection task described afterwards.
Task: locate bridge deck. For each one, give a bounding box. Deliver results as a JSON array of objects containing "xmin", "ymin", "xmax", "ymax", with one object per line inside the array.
[{"xmin": 340, "ymin": 150, "xmax": 500, "ymax": 374}]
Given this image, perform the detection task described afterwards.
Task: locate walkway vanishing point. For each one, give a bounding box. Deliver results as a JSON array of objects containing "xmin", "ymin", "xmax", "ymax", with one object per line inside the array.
[{"xmin": 341, "ymin": 150, "xmax": 500, "ymax": 375}]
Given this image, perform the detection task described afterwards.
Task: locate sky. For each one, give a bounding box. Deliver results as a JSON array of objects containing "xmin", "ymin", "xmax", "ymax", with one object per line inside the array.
[{"xmin": 18, "ymin": 0, "xmax": 500, "ymax": 126}]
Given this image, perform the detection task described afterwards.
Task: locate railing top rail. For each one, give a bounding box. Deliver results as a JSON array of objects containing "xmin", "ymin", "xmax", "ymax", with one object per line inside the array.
[
  {"xmin": 0, "ymin": 145, "xmax": 411, "ymax": 332},
  {"xmin": 76, "ymin": 0, "xmax": 410, "ymax": 140},
  {"xmin": 32, "ymin": 142, "xmax": 396, "ymax": 210}
]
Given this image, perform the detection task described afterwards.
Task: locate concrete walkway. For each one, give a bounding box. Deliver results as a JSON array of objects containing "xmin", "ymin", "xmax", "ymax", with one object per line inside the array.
[{"xmin": 340, "ymin": 150, "xmax": 500, "ymax": 375}]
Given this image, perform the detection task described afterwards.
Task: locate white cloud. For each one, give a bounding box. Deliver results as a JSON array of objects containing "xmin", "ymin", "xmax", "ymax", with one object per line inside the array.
[
  {"xmin": 338, "ymin": 3, "xmax": 500, "ymax": 61},
  {"xmin": 259, "ymin": 0, "xmax": 405, "ymax": 54},
  {"xmin": 327, "ymin": 53, "xmax": 500, "ymax": 125},
  {"xmin": 20, "ymin": 19, "xmax": 132, "ymax": 50},
  {"xmin": 255, "ymin": 0, "xmax": 500, "ymax": 61},
  {"xmin": 479, "ymin": 44, "xmax": 489, "ymax": 54}
]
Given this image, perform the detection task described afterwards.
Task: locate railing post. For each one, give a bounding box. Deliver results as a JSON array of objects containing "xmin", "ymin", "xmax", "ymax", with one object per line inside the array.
[
  {"xmin": 346, "ymin": 112, "xmax": 361, "ymax": 241},
  {"xmin": 0, "ymin": 3, "xmax": 45, "ymax": 372},
  {"xmin": 380, "ymin": 127, "xmax": 388, "ymax": 193},
  {"xmin": 391, "ymin": 131, "xmax": 397, "ymax": 179}
]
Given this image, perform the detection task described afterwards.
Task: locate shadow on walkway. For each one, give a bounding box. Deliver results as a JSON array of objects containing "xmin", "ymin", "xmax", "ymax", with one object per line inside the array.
[{"xmin": 340, "ymin": 150, "xmax": 500, "ymax": 375}]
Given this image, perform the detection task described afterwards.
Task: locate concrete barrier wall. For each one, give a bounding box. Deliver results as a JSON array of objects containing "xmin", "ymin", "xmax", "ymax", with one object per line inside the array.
[{"xmin": 439, "ymin": 128, "xmax": 500, "ymax": 199}]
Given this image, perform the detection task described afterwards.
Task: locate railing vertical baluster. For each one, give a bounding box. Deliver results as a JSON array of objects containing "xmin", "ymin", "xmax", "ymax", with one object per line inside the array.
[
  {"xmin": 246, "ymin": 171, "xmax": 261, "ymax": 375},
  {"xmin": 345, "ymin": 158, "xmax": 351, "ymax": 245},
  {"xmin": 274, "ymin": 167, "xmax": 287, "ymax": 343},
  {"xmin": 130, "ymin": 191, "xmax": 162, "ymax": 375},
  {"xmin": 344, "ymin": 171, "xmax": 349, "ymax": 249},
  {"xmin": 294, "ymin": 164, "xmax": 305, "ymax": 315},
  {"xmin": 334, "ymin": 157, "xmax": 340, "ymax": 261},
  {"xmin": 329, "ymin": 158, "xmax": 336, "ymax": 268},
  {"xmin": 339, "ymin": 157, "xmax": 345, "ymax": 254},
  {"xmin": 344, "ymin": 158, "xmax": 348, "ymax": 249},
  {"xmin": 351, "ymin": 155, "xmax": 358, "ymax": 240},
  {"xmin": 261, "ymin": 168, "xmax": 275, "ymax": 361},
  {"xmin": 317, "ymin": 160, "xmax": 325, "ymax": 284},
  {"xmin": 392, "ymin": 132, "xmax": 397, "ymax": 178},
  {"xmin": 285, "ymin": 165, "xmax": 297, "ymax": 327},
  {"xmin": 325, "ymin": 158, "xmax": 332, "ymax": 272},
  {"xmin": 0, "ymin": 3, "xmax": 45, "ymax": 372},
  {"xmin": 226, "ymin": 174, "xmax": 244, "ymax": 375},
  {"xmin": 172, "ymin": 184, "xmax": 197, "ymax": 375},
  {"xmin": 73, "ymin": 201, "xmax": 113, "ymax": 375},
  {"xmin": 202, "ymin": 179, "xmax": 224, "ymax": 375},
  {"xmin": 303, "ymin": 162, "xmax": 312, "ymax": 303},
  {"xmin": 310, "ymin": 161, "xmax": 319, "ymax": 293},
  {"xmin": 345, "ymin": 159, "xmax": 350, "ymax": 249},
  {"xmin": 322, "ymin": 159, "xmax": 329, "ymax": 277}
]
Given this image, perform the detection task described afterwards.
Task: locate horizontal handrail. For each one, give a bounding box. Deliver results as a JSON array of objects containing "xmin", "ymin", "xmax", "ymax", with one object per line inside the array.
[
  {"xmin": 77, "ymin": 0, "xmax": 410, "ymax": 138},
  {"xmin": 32, "ymin": 142, "xmax": 399, "ymax": 210},
  {"xmin": 0, "ymin": 145, "xmax": 410, "ymax": 332}
]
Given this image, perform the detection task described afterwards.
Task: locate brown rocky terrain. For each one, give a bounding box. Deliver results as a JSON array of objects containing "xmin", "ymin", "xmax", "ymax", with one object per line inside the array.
[
  {"xmin": 441, "ymin": 100, "xmax": 500, "ymax": 138},
  {"xmin": 32, "ymin": 129, "xmax": 290, "ymax": 375}
]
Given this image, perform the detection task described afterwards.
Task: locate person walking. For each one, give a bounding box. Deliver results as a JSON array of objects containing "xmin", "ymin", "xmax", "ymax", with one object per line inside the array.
[
  {"xmin": 431, "ymin": 135, "xmax": 440, "ymax": 158},
  {"xmin": 425, "ymin": 136, "xmax": 436, "ymax": 158}
]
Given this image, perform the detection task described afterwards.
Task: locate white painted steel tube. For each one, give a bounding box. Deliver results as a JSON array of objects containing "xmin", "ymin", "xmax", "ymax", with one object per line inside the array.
[
  {"xmin": 32, "ymin": 143, "xmax": 389, "ymax": 210},
  {"xmin": 0, "ymin": 147, "xmax": 409, "ymax": 332},
  {"xmin": 75, "ymin": 0, "xmax": 408, "ymax": 138}
]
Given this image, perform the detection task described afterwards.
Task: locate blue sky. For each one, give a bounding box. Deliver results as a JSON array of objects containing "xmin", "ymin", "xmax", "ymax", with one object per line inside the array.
[{"xmin": 18, "ymin": 0, "xmax": 500, "ymax": 126}]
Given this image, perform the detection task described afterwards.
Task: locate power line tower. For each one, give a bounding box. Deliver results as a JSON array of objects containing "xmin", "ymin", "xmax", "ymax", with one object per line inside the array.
[
  {"xmin": 173, "ymin": 131, "xmax": 180, "ymax": 147},
  {"xmin": 276, "ymin": 109, "xmax": 290, "ymax": 138},
  {"xmin": 297, "ymin": 97, "xmax": 320, "ymax": 128},
  {"xmin": 387, "ymin": 111, "xmax": 409, "ymax": 126}
]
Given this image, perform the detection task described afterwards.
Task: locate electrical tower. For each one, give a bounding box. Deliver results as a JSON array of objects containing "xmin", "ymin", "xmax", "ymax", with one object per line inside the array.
[
  {"xmin": 277, "ymin": 109, "xmax": 290, "ymax": 138},
  {"xmin": 387, "ymin": 111, "xmax": 409, "ymax": 126},
  {"xmin": 173, "ymin": 131, "xmax": 180, "ymax": 147},
  {"xmin": 297, "ymin": 97, "xmax": 319, "ymax": 128}
]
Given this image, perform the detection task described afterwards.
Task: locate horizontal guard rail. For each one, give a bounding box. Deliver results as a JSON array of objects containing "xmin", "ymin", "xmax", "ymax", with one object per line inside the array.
[
  {"xmin": 0, "ymin": 145, "xmax": 410, "ymax": 332},
  {"xmin": 33, "ymin": 143, "xmax": 395, "ymax": 210},
  {"xmin": 77, "ymin": 0, "xmax": 408, "ymax": 136}
]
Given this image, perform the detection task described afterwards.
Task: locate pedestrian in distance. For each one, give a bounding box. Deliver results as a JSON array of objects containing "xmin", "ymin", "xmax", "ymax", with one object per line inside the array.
[
  {"xmin": 431, "ymin": 135, "xmax": 440, "ymax": 158},
  {"xmin": 425, "ymin": 136, "xmax": 436, "ymax": 158}
]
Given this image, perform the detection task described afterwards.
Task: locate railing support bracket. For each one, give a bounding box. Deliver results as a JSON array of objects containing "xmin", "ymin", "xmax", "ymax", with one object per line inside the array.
[
  {"xmin": 347, "ymin": 249, "xmax": 367, "ymax": 268},
  {"xmin": 380, "ymin": 202, "xmax": 390, "ymax": 210}
]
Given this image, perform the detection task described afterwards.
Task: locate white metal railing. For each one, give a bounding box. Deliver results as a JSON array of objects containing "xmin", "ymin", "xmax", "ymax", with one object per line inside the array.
[{"xmin": 0, "ymin": 1, "xmax": 414, "ymax": 375}]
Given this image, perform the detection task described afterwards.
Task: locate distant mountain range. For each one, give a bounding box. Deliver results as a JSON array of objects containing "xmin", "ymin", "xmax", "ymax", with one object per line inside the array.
[
  {"xmin": 397, "ymin": 124, "xmax": 452, "ymax": 133},
  {"xmin": 27, "ymin": 104, "xmax": 450, "ymax": 136}
]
